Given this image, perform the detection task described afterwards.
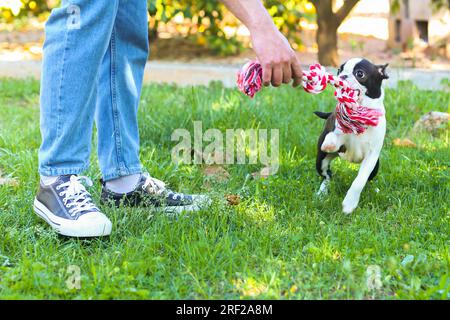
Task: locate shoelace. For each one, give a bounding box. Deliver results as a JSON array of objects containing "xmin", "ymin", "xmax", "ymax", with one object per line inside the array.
[
  {"xmin": 56, "ymin": 176, "xmax": 98, "ymax": 216},
  {"xmin": 141, "ymin": 173, "xmax": 185, "ymax": 201}
]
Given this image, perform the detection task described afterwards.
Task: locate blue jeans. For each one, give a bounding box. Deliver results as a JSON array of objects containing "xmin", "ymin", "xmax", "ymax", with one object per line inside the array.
[{"xmin": 39, "ymin": 0, "xmax": 148, "ymax": 181}]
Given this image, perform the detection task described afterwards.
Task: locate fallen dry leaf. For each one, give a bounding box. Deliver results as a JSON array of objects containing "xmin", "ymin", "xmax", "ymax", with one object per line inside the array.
[
  {"xmin": 0, "ymin": 176, "xmax": 19, "ymax": 187},
  {"xmin": 393, "ymin": 138, "xmax": 417, "ymax": 148},
  {"xmin": 226, "ymin": 194, "xmax": 240, "ymax": 206},
  {"xmin": 202, "ymin": 165, "xmax": 230, "ymax": 182}
]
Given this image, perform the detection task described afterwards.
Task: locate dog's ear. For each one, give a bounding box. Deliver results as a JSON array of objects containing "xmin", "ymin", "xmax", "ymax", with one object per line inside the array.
[
  {"xmin": 314, "ymin": 111, "xmax": 332, "ymax": 120},
  {"xmin": 377, "ymin": 63, "xmax": 389, "ymax": 80}
]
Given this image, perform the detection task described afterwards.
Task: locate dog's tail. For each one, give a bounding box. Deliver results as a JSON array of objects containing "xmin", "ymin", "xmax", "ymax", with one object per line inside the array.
[{"xmin": 313, "ymin": 111, "xmax": 332, "ymax": 120}]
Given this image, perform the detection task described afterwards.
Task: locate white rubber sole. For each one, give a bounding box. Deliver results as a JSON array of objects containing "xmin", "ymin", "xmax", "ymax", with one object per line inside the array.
[
  {"xmin": 159, "ymin": 195, "xmax": 212, "ymax": 215},
  {"xmin": 33, "ymin": 198, "xmax": 112, "ymax": 237}
]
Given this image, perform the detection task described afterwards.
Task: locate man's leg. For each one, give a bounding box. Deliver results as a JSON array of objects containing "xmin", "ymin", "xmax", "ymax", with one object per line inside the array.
[
  {"xmin": 97, "ymin": 0, "xmax": 210, "ymax": 212},
  {"xmin": 95, "ymin": 0, "xmax": 149, "ymax": 186},
  {"xmin": 39, "ymin": 0, "xmax": 119, "ymax": 176},
  {"xmin": 35, "ymin": 0, "xmax": 120, "ymax": 237}
]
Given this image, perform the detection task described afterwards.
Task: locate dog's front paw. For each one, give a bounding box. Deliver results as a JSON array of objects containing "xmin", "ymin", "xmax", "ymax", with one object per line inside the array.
[
  {"xmin": 321, "ymin": 132, "xmax": 340, "ymax": 153},
  {"xmin": 342, "ymin": 193, "xmax": 359, "ymax": 214},
  {"xmin": 321, "ymin": 143, "xmax": 339, "ymax": 153}
]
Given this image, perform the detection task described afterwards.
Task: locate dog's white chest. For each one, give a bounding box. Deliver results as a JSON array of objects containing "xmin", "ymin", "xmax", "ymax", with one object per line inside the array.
[{"xmin": 339, "ymin": 117, "xmax": 386, "ymax": 163}]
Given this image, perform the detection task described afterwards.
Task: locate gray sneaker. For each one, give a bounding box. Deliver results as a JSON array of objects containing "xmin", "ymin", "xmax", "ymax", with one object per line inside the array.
[
  {"xmin": 33, "ymin": 175, "xmax": 112, "ymax": 237},
  {"xmin": 100, "ymin": 173, "xmax": 211, "ymax": 214}
]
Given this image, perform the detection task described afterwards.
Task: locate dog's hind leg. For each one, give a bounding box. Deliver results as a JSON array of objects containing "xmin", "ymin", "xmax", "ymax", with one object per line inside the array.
[
  {"xmin": 368, "ymin": 158, "xmax": 380, "ymax": 181},
  {"xmin": 316, "ymin": 151, "xmax": 337, "ymax": 196},
  {"xmin": 316, "ymin": 113, "xmax": 339, "ymax": 196}
]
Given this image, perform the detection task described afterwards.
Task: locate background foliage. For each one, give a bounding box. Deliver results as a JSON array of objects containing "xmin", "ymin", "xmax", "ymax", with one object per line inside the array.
[
  {"xmin": 0, "ymin": 0, "xmax": 51, "ymax": 20},
  {"xmin": 0, "ymin": 0, "xmax": 316, "ymax": 56}
]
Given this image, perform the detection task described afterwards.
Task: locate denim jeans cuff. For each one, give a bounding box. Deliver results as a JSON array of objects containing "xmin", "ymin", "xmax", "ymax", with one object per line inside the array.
[
  {"xmin": 38, "ymin": 166, "xmax": 89, "ymax": 177},
  {"xmin": 102, "ymin": 165, "xmax": 143, "ymax": 182}
]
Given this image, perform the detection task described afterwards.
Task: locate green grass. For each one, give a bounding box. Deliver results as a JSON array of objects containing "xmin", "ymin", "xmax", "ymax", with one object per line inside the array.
[{"xmin": 0, "ymin": 78, "xmax": 449, "ymax": 300}]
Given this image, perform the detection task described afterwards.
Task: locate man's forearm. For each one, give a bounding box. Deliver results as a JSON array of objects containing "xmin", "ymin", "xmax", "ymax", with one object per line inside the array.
[
  {"xmin": 219, "ymin": 0, "xmax": 276, "ymax": 33},
  {"xmin": 220, "ymin": 0, "xmax": 302, "ymax": 87}
]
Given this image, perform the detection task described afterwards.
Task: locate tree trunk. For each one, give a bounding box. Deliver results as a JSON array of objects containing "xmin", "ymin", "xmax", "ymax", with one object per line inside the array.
[
  {"xmin": 313, "ymin": 0, "xmax": 339, "ymax": 66},
  {"xmin": 311, "ymin": 0, "xmax": 360, "ymax": 67},
  {"xmin": 317, "ymin": 19, "xmax": 339, "ymax": 67}
]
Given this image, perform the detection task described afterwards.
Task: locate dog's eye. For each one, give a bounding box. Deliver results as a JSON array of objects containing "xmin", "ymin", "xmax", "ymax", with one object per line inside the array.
[{"xmin": 355, "ymin": 70, "xmax": 365, "ymax": 78}]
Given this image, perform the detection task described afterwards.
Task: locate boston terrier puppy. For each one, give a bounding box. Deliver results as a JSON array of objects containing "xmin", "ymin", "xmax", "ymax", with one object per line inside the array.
[{"xmin": 314, "ymin": 58, "xmax": 389, "ymax": 214}]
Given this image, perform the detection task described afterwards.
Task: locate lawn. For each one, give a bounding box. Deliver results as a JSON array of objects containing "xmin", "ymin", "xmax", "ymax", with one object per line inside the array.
[{"xmin": 0, "ymin": 78, "xmax": 448, "ymax": 299}]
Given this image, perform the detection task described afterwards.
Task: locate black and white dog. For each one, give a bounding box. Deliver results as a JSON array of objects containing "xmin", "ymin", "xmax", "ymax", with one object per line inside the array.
[{"xmin": 314, "ymin": 58, "xmax": 389, "ymax": 214}]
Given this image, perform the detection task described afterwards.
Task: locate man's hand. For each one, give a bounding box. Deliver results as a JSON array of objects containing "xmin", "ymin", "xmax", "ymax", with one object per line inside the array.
[
  {"xmin": 250, "ymin": 26, "xmax": 303, "ymax": 87},
  {"xmin": 220, "ymin": 0, "xmax": 302, "ymax": 87}
]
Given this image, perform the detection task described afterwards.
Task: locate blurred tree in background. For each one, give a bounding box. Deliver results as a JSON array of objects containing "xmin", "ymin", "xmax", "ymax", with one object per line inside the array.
[
  {"xmin": 147, "ymin": 0, "xmax": 314, "ymax": 56},
  {"xmin": 0, "ymin": 0, "xmax": 52, "ymax": 21},
  {"xmin": 1, "ymin": 0, "xmax": 315, "ymax": 56},
  {"xmin": 310, "ymin": 0, "xmax": 359, "ymax": 66},
  {"xmin": 1, "ymin": 0, "xmax": 360, "ymax": 65},
  {"xmin": 148, "ymin": 0, "xmax": 244, "ymax": 56}
]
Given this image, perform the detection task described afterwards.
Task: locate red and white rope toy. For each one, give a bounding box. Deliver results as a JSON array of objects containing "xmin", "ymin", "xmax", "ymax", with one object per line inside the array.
[
  {"xmin": 236, "ymin": 61, "xmax": 263, "ymax": 98},
  {"xmin": 237, "ymin": 61, "xmax": 383, "ymax": 135}
]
